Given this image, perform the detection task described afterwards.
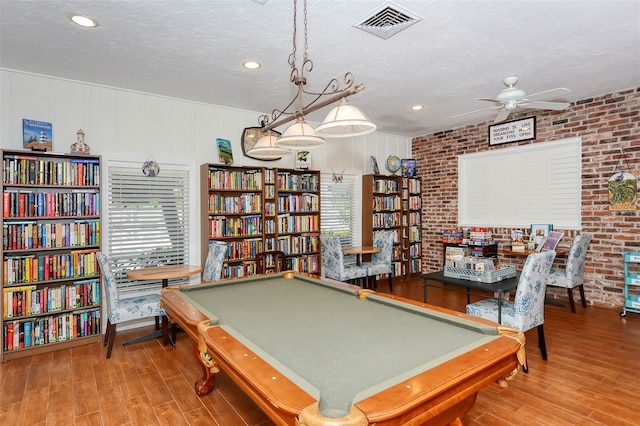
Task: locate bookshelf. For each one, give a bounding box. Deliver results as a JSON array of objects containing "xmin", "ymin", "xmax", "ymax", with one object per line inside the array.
[
  {"xmin": 362, "ymin": 174, "xmax": 404, "ymax": 277},
  {"xmin": 403, "ymin": 177, "xmax": 423, "ymax": 275},
  {"xmin": 200, "ymin": 164, "xmax": 321, "ymax": 278},
  {"xmin": 1, "ymin": 149, "xmax": 102, "ymax": 362}
]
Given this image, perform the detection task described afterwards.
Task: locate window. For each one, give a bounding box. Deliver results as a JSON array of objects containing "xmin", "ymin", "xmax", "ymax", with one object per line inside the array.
[
  {"xmin": 458, "ymin": 137, "xmax": 582, "ymax": 228},
  {"xmin": 106, "ymin": 161, "xmax": 190, "ymax": 294},
  {"xmin": 320, "ymin": 173, "xmax": 359, "ymax": 248}
]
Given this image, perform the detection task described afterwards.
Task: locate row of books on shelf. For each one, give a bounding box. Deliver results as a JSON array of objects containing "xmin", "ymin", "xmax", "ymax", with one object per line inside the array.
[
  {"xmin": 3, "ymin": 249, "xmax": 98, "ymax": 284},
  {"xmin": 405, "ymin": 212, "xmax": 422, "ymax": 226},
  {"xmin": 276, "ymin": 172, "xmax": 319, "ymax": 191},
  {"xmin": 207, "ymin": 168, "xmax": 263, "ymax": 191},
  {"xmin": 223, "ymin": 238, "xmax": 263, "ymax": 262},
  {"xmin": 373, "ymin": 179, "xmax": 400, "ymax": 194},
  {"xmin": 287, "ymin": 254, "xmax": 320, "ymax": 274},
  {"xmin": 208, "ymin": 193, "xmax": 262, "ymax": 215},
  {"xmin": 404, "ymin": 178, "xmax": 421, "ymax": 193},
  {"xmin": 277, "ymin": 215, "xmax": 320, "ymax": 234},
  {"xmin": 408, "ymin": 258, "xmax": 421, "ymax": 274},
  {"xmin": 209, "ymin": 215, "xmax": 263, "ymax": 238},
  {"xmin": 409, "ymin": 243, "xmax": 422, "ymax": 257},
  {"xmin": 3, "ymin": 308, "xmax": 101, "ymax": 352},
  {"xmin": 276, "ymin": 235, "xmax": 320, "ymax": 255},
  {"xmin": 264, "ymin": 184, "xmax": 276, "ymax": 198},
  {"xmin": 3, "ymin": 190, "xmax": 100, "ymax": 218},
  {"xmin": 407, "ymin": 195, "xmax": 421, "ymax": 210},
  {"xmin": 3, "ymin": 156, "xmax": 100, "ymax": 187},
  {"xmin": 373, "ymin": 195, "xmax": 402, "ymax": 211},
  {"xmin": 3, "ymin": 220, "xmax": 100, "ymax": 251},
  {"xmin": 373, "ymin": 212, "xmax": 402, "ymax": 228},
  {"xmin": 3, "ymin": 279, "xmax": 100, "ymax": 318},
  {"xmin": 276, "ymin": 193, "xmax": 319, "ymax": 213},
  {"xmin": 408, "ymin": 225, "xmax": 421, "ymax": 241}
]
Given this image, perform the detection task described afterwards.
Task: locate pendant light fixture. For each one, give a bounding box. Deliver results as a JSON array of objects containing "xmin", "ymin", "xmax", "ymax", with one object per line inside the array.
[{"xmin": 246, "ymin": 0, "xmax": 375, "ymax": 157}]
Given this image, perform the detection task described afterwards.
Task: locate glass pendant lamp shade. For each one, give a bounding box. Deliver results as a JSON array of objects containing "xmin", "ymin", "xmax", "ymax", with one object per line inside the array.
[
  {"xmin": 276, "ymin": 117, "xmax": 326, "ymax": 149},
  {"xmin": 247, "ymin": 133, "xmax": 291, "ymax": 159},
  {"xmin": 315, "ymin": 98, "xmax": 377, "ymax": 137}
]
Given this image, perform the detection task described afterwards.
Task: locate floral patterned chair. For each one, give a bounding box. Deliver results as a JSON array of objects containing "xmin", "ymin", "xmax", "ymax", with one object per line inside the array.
[
  {"xmin": 547, "ymin": 233, "xmax": 592, "ymax": 313},
  {"xmin": 320, "ymin": 234, "xmax": 369, "ymax": 284},
  {"xmin": 202, "ymin": 240, "xmax": 228, "ymax": 281},
  {"xmin": 362, "ymin": 230, "xmax": 395, "ymax": 292},
  {"xmin": 96, "ymin": 251, "xmax": 166, "ymax": 359},
  {"xmin": 466, "ymin": 250, "xmax": 556, "ymax": 372}
]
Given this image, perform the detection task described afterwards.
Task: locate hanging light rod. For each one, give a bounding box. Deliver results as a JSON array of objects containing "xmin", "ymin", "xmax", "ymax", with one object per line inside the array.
[{"xmin": 247, "ymin": 0, "xmax": 375, "ymax": 156}]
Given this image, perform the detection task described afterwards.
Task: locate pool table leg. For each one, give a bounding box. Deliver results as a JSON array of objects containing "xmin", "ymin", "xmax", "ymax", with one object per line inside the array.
[{"xmin": 193, "ymin": 343, "xmax": 219, "ymax": 396}]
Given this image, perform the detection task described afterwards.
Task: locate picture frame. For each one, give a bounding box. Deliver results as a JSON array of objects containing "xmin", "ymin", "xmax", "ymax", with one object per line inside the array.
[
  {"xmin": 530, "ymin": 223, "xmax": 553, "ymax": 248},
  {"xmin": 370, "ymin": 156, "xmax": 380, "ymax": 175},
  {"xmin": 488, "ymin": 117, "xmax": 536, "ymax": 146},
  {"xmin": 217, "ymin": 138, "xmax": 233, "ymax": 164},
  {"xmin": 401, "ymin": 159, "xmax": 417, "ymax": 177},
  {"xmin": 23, "ymin": 119, "xmax": 52, "ymax": 151}
]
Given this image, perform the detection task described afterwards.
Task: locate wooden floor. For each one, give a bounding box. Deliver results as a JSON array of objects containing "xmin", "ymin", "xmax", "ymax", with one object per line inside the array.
[{"xmin": 1, "ymin": 276, "xmax": 639, "ymax": 426}]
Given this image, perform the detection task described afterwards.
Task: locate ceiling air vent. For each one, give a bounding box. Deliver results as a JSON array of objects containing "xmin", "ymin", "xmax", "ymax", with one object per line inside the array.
[{"xmin": 354, "ymin": 2, "xmax": 422, "ymax": 39}]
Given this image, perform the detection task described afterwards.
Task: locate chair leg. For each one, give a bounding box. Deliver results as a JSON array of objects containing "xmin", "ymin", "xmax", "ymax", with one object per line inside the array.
[
  {"xmin": 566, "ymin": 288, "xmax": 577, "ymax": 313},
  {"xmin": 103, "ymin": 319, "xmax": 112, "ymax": 347},
  {"xmin": 388, "ymin": 275, "xmax": 393, "ymax": 292},
  {"xmin": 578, "ymin": 284, "xmax": 587, "ymax": 308},
  {"xmin": 537, "ymin": 324, "xmax": 547, "ymax": 361},
  {"xmin": 155, "ymin": 315, "xmax": 160, "ymax": 330},
  {"xmin": 105, "ymin": 321, "xmax": 117, "ymax": 359}
]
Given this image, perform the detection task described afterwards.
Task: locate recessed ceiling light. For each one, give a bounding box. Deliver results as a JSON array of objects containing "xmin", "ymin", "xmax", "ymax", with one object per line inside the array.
[
  {"xmin": 411, "ymin": 105, "xmax": 425, "ymax": 111},
  {"xmin": 70, "ymin": 15, "xmax": 98, "ymax": 28},
  {"xmin": 243, "ymin": 61, "xmax": 261, "ymax": 70}
]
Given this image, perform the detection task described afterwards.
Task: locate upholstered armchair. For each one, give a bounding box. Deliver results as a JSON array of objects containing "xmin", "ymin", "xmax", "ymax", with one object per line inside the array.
[
  {"xmin": 363, "ymin": 230, "xmax": 395, "ymax": 292},
  {"xmin": 320, "ymin": 234, "xmax": 369, "ymax": 283},
  {"xmin": 547, "ymin": 233, "xmax": 592, "ymax": 313},
  {"xmin": 202, "ymin": 240, "xmax": 228, "ymax": 281},
  {"xmin": 96, "ymin": 252, "xmax": 166, "ymax": 359},
  {"xmin": 466, "ymin": 250, "xmax": 556, "ymax": 372}
]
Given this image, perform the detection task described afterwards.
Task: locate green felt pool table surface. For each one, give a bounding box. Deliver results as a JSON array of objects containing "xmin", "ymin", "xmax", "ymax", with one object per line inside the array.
[{"xmin": 161, "ymin": 272, "xmax": 525, "ymax": 426}]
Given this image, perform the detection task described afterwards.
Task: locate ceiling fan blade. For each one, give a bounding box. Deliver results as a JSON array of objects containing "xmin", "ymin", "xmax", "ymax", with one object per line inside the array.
[
  {"xmin": 493, "ymin": 108, "xmax": 511, "ymax": 123},
  {"xmin": 526, "ymin": 87, "xmax": 571, "ymax": 101},
  {"xmin": 519, "ymin": 101, "xmax": 571, "ymax": 111},
  {"xmin": 451, "ymin": 105, "xmax": 502, "ymax": 119},
  {"xmin": 476, "ymin": 97, "xmax": 502, "ymax": 103}
]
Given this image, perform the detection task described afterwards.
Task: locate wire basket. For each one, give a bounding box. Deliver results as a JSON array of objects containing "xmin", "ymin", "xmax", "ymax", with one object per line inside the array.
[{"xmin": 444, "ymin": 264, "xmax": 517, "ymax": 283}]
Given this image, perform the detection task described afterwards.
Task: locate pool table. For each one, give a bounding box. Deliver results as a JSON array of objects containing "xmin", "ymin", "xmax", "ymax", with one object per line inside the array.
[{"xmin": 161, "ymin": 272, "xmax": 526, "ymax": 426}]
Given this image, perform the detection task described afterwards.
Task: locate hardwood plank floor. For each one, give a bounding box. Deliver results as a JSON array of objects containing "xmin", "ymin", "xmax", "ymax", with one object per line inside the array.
[{"xmin": 1, "ymin": 276, "xmax": 638, "ymax": 426}]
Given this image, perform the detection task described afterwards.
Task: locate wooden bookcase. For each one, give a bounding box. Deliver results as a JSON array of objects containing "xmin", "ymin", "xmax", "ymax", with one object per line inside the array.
[
  {"xmin": 362, "ymin": 174, "xmax": 404, "ymax": 277},
  {"xmin": 403, "ymin": 177, "xmax": 423, "ymax": 275},
  {"xmin": 1, "ymin": 149, "xmax": 103, "ymax": 362},
  {"xmin": 200, "ymin": 164, "xmax": 321, "ymax": 278}
]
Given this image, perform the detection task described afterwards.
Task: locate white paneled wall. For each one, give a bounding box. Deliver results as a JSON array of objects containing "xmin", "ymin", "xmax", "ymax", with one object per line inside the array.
[{"xmin": 0, "ymin": 68, "xmax": 411, "ymax": 261}]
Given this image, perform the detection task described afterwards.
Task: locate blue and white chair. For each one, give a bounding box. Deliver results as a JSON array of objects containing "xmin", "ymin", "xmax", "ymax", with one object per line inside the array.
[
  {"xmin": 96, "ymin": 251, "xmax": 166, "ymax": 359},
  {"xmin": 547, "ymin": 233, "xmax": 592, "ymax": 313},
  {"xmin": 202, "ymin": 240, "xmax": 228, "ymax": 281},
  {"xmin": 466, "ymin": 250, "xmax": 556, "ymax": 372},
  {"xmin": 362, "ymin": 230, "xmax": 395, "ymax": 292},
  {"xmin": 320, "ymin": 234, "xmax": 369, "ymax": 284}
]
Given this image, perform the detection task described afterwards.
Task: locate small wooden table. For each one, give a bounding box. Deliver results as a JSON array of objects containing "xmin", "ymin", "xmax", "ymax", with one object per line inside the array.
[
  {"xmin": 342, "ymin": 246, "xmax": 381, "ymax": 265},
  {"xmin": 127, "ymin": 264, "xmax": 202, "ymax": 288},
  {"xmin": 126, "ymin": 264, "xmax": 202, "ymax": 347}
]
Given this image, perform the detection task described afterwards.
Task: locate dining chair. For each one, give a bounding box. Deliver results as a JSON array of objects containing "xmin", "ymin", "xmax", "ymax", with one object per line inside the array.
[
  {"xmin": 466, "ymin": 250, "xmax": 556, "ymax": 372},
  {"xmin": 255, "ymin": 250, "xmax": 287, "ymax": 274},
  {"xmin": 202, "ymin": 240, "xmax": 228, "ymax": 281},
  {"xmin": 547, "ymin": 233, "xmax": 593, "ymax": 313},
  {"xmin": 96, "ymin": 251, "xmax": 166, "ymax": 359},
  {"xmin": 362, "ymin": 230, "xmax": 395, "ymax": 292},
  {"xmin": 319, "ymin": 234, "xmax": 369, "ymax": 284}
]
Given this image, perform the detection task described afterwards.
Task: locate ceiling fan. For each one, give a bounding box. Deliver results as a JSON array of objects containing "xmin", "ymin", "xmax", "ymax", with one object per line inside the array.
[{"xmin": 453, "ymin": 76, "xmax": 571, "ymax": 123}]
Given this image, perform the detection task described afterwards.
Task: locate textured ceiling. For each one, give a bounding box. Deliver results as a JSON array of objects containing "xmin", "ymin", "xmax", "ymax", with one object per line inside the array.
[{"xmin": 1, "ymin": 0, "xmax": 639, "ymax": 138}]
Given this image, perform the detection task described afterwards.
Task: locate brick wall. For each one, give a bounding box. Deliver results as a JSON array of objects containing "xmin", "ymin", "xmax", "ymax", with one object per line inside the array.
[{"xmin": 412, "ymin": 88, "xmax": 640, "ymax": 308}]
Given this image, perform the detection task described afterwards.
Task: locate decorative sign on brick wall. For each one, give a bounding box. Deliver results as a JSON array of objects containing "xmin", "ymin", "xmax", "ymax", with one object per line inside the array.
[{"xmin": 488, "ymin": 117, "xmax": 536, "ymax": 146}]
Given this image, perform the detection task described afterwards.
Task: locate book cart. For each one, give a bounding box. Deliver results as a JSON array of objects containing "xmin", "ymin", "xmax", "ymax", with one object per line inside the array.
[{"xmin": 621, "ymin": 251, "xmax": 640, "ymax": 317}]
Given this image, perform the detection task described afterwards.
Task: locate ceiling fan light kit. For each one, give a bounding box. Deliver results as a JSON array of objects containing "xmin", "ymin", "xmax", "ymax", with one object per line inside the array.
[
  {"xmin": 452, "ymin": 75, "xmax": 571, "ymax": 124},
  {"xmin": 245, "ymin": 0, "xmax": 375, "ymax": 158}
]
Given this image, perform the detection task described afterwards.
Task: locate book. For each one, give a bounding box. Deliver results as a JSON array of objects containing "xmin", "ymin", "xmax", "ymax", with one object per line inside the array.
[
  {"xmin": 23, "ymin": 119, "xmax": 53, "ymax": 151},
  {"xmin": 401, "ymin": 159, "xmax": 416, "ymax": 177},
  {"xmin": 540, "ymin": 230, "xmax": 564, "ymax": 252}
]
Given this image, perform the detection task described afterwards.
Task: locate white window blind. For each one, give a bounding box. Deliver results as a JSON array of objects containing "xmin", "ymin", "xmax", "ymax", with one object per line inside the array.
[
  {"xmin": 106, "ymin": 162, "xmax": 190, "ymax": 294},
  {"xmin": 459, "ymin": 137, "xmax": 581, "ymax": 228},
  {"xmin": 320, "ymin": 173, "xmax": 358, "ymax": 248}
]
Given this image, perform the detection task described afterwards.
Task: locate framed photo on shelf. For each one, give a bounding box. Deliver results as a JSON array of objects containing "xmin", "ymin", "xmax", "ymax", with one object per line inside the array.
[
  {"xmin": 530, "ymin": 223, "xmax": 552, "ymax": 248},
  {"xmin": 401, "ymin": 159, "xmax": 416, "ymax": 177}
]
